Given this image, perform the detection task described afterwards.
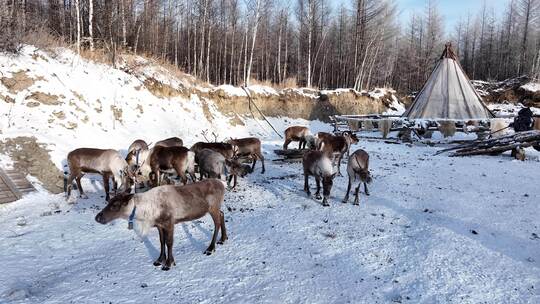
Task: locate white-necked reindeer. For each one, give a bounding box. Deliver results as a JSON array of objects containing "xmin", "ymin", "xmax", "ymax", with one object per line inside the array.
[
  {"xmin": 302, "ymin": 150, "xmax": 337, "ymax": 206},
  {"xmin": 95, "ymin": 179, "xmax": 227, "ymax": 271}
]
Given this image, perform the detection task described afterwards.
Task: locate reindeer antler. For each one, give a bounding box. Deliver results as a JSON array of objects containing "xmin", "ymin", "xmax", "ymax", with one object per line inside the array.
[
  {"xmin": 211, "ymin": 132, "xmax": 219, "ymax": 142},
  {"xmin": 201, "ymin": 130, "xmax": 211, "ymax": 142}
]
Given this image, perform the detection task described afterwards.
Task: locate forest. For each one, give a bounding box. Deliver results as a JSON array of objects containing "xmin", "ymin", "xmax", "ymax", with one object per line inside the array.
[{"xmin": 1, "ymin": 0, "xmax": 539, "ymax": 92}]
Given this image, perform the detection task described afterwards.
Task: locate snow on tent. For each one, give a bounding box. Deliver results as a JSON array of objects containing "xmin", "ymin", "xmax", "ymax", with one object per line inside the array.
[{"xmin": 403, "ymin": 43, "xmax": 495, "ymax": 120}]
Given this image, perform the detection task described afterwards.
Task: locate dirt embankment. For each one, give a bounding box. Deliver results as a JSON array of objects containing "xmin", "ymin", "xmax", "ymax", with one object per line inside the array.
[
  {"xmin": 0, "ymin": 137, "xmax": 64, "ymax": 194},
  {"xmin": 200, "ymin": 88, "xmax": 394, "ymax": 122},
  {"xmin": 474, "ymin": 76, "xmax": 540, "ymax": 107}
]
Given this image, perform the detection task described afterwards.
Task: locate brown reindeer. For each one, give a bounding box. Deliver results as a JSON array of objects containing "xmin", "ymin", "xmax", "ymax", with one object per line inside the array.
[
  {"xmin": 319, "ymin": 132, "xmax": 359, "ymax": 175},
  {"xmin": 155, "ymin": 137, "xmax": 183, "ymax": 148},
  {"xmin": 315, "ymin": 132, "xmax": 334, "ymax": 149},
  {"xmin": 302, "ymin": 150, "xmax": 336, "ymax": 207},
  {"xmin": 343, "ymin": 149, "xmax": 372, "ymax": 205},
  {"xmin": 226, "ymin": 137, "xmax": 265, "ymax": 174},
  {"xmin": 66, "ymin": 148, "xmax": 131, "ymax": 201},
  {"xmin": 149, "ymin": 146, "xmax": 196, "ymax": 186},
  {"xmin": 95, "ymin": 179, "xmax": 227, "ymax": 271},
  {"xmin": 190, "ymin": 142, "xmax": 237, "ymax": 160},
  {"xmin": 283, "ymin": 126, "xmax": 315, "ymax": 150}
]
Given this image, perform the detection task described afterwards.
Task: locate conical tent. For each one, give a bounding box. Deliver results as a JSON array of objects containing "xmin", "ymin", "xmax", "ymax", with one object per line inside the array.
[{"xmin": 403, "ymin": 43, "xmax": 495, "ymax": 120}]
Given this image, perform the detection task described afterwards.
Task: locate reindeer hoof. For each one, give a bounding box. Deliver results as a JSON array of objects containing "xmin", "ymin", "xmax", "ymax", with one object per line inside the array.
[
  {"xmin": 161, "ymin": 265, "xmax": 170, "ymax": 271},
  {"xmin": 204, "ymin": 250, "xmax": 214, "ymax": 256},
  {"xmin": 322, "ymin": 202, "xmax": 330, "ymax": 207},
  {"xmin": 342, "ymin": 199, "xmax": 348, "ymax": 204},
  {"xmin": 153, "ymin": 260, "xmax": 162, "ymax": 266},
  {"xmin": 365, "ymin": 192, "xmax": 370, "ymax": 196},
  {"xmin": 315, "ymin": 194, "xmax": 322, "ymax": 200}
]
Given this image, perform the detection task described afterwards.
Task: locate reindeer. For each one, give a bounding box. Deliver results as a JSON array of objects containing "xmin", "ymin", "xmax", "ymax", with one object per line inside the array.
[
  {"xmin": 66, "ymin": 148, "xmax": 131, "ymax": 201},
  {"xmin": 302, "ymin": 150, "xmax": 336, "ymax": 207},
  {"xmin": 155, "ymin": 137, "xmax": 183, "ymax": 148},
  {"xmin": 283, "ymin": 126, "xmax": 315, "ymax": 150},
  {"xmin": 197, "ymin": 148, "xmax": 252, "ymax": 189},
  {"xmin": 126, "ymin": 136, "xmax": 180, "ymax": 171},
  {"xmin": 127, "ymin": 139, "xmax": 149, "ymax": 154},
  {"xmin": 126, "ymin": 147, "xmax": 153, "ymax": 184},
  {"xmin": 342, "ymin": 149, "xmax": 372, "ymax": 205},
  {"xmin": 95, "ymin": 179, "xmax": 227, "ymax": 271},
  {"xmin": 226, "ymin": 137, "xmax": 265, "ymax": 174},
  {"xmin": 149, "ymin": 146, "xmax": 195, "ymax": 186},
  {"xmin": 190, "ymin": 142, "xmax": 237, "ymax": 160},
  {"xmin": 319, "ymin": 132, "xmax": 359, "ymax": 175}
]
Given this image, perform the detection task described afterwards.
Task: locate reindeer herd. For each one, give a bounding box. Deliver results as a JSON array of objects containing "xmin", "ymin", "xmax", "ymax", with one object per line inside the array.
[{"xmin": 66, "ymin": 126, "xmax": 371, "ymax": 270}]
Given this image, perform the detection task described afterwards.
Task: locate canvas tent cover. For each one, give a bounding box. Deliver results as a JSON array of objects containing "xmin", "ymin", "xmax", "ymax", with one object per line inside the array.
[{"xmin": 403, "ymin": 43, "xmax": 495, "ymax": 120}]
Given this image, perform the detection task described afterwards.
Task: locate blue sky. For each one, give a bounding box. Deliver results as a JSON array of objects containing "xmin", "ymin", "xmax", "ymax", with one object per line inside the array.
[
  {"xmin": 397, "ymin": 0, "xmax": 510, "ymax": 33},
  {"xmin": 329, "ymin": 0, "xmax": 510, "ymax": 34}
]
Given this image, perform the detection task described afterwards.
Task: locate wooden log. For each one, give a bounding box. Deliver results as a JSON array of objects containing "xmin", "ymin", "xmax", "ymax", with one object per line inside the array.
[{"xmin": 449, "ymin": 130, "xmax": 540, "ymax": 157}]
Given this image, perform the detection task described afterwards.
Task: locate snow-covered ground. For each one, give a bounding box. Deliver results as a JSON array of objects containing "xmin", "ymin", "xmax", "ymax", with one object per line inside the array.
[
  {"xmin": 1, "ymin": 127, "xmax": 540, "ymax": 303},
  {"xmin": 1, "ymin": 46, "xmax": 540, "ymax": 303}
]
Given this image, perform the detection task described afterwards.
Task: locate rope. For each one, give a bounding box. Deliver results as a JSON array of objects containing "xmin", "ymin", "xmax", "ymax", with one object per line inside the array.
[{"xmin": 241, "ymin": 86, "xmax": 283, "ymax": 139}]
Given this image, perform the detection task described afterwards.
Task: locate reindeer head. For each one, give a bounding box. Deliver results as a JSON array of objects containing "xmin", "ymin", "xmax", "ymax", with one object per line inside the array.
[
  {"xmin": 95, "ymin": 192, "xmax": 134, "ymax": 224},
  {"xmin": 343, "ymin": 131, "xmax": 359, "ymax": 145},
  {"xmin": 226, "ymin": 159, "xmax": 253, "ymax": 177},
  {"xmin": 322, "ymin": 172, "xmax": 337, "ymax": 198},
  {"xmin": 359, "ymin": 169, "xmax": 372, "ymax": 184}
]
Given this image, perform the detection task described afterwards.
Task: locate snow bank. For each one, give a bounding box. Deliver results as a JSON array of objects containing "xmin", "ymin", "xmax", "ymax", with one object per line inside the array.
[{"xmin": 521, "ymin": 82, "xmax": 540, "ymax": 93}]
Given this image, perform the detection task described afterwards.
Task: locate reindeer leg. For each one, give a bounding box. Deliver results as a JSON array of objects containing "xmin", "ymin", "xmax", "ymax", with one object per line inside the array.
[
  {"xmin": 337, "ymin": 154, "xmax": 343, "ymax": 176},
  {"xmin": 315, "ymin": 176, "xmax": 322, "ymax": 200},
  {"xmin": 102, "ymin": 173, "xmax": 110, "ymax": 201},
  {"xmin": 283, "ymin": 139, "xmax": 291, "ymax": 150},
  {"xmin": 217, "ymin": 211, "xmax": 228, "ymax": 244},
  {"xmin": 199, "ymin": 166, "xmax": 204, "ymax": 181},
  {"xmin": 353, "ymin": 183, "xmax": 362, "ymax": 205},
  {"xmin": 76, "ymin": 174, "xmax": 87, "ymax": 199},
  {"xmin": 233, "ymin": 175, "xmax": 238, "ymax": 189},
  {"xmin": 364, "ymin": 182, "xmax": 370, "ymax": 196},
  {"xmin": 343, "ymin": 177, "xmax": 352, "ymax": 203},
  {"xmin": 226, "ymin": 175, "xmax": 233, "ymax": 188},
  {"xmin": 204, "ymin": 211, "xmax": 221, "ymax": 255},
  {"xmin": 162, "ymin": 225, "xmax": 176, "ymax": 271},
  {"xmin": 66, "ymin": 173, "xmax": 76, "ymax": 200},
  {"xmin": 251, "ymin": 157, "xmax": 257, "ymax": 172},
  {"xmin": 258, "ymin": 153, "xmax": 265, "ymax": 174},
  {"xmin": 154, "ymin": 227, "xmax": 166, "ymax": 266},
  {"xmin": 157, "ymin": 171, "xmax": 162, "ymax": 186},
  {"xmin": 304, "ymin": 174, "xmax": 311, "ymax": 196},
  {"xmin": 112, "ymin": 176, "xmax": 118, "ymax": 192},
  {"xmin": 189, "ymin": 172, "xmax": 197, "ymax": 183}
]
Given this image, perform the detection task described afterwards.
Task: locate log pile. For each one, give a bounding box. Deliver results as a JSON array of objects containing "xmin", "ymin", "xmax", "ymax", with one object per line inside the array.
[
  {"xmin": 435, "ymin": 130, "xmax": 540, "ymax": 157},
  {"xmin": 273, "ymin": 149, "xmax": 310, "ymax": 162}
]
